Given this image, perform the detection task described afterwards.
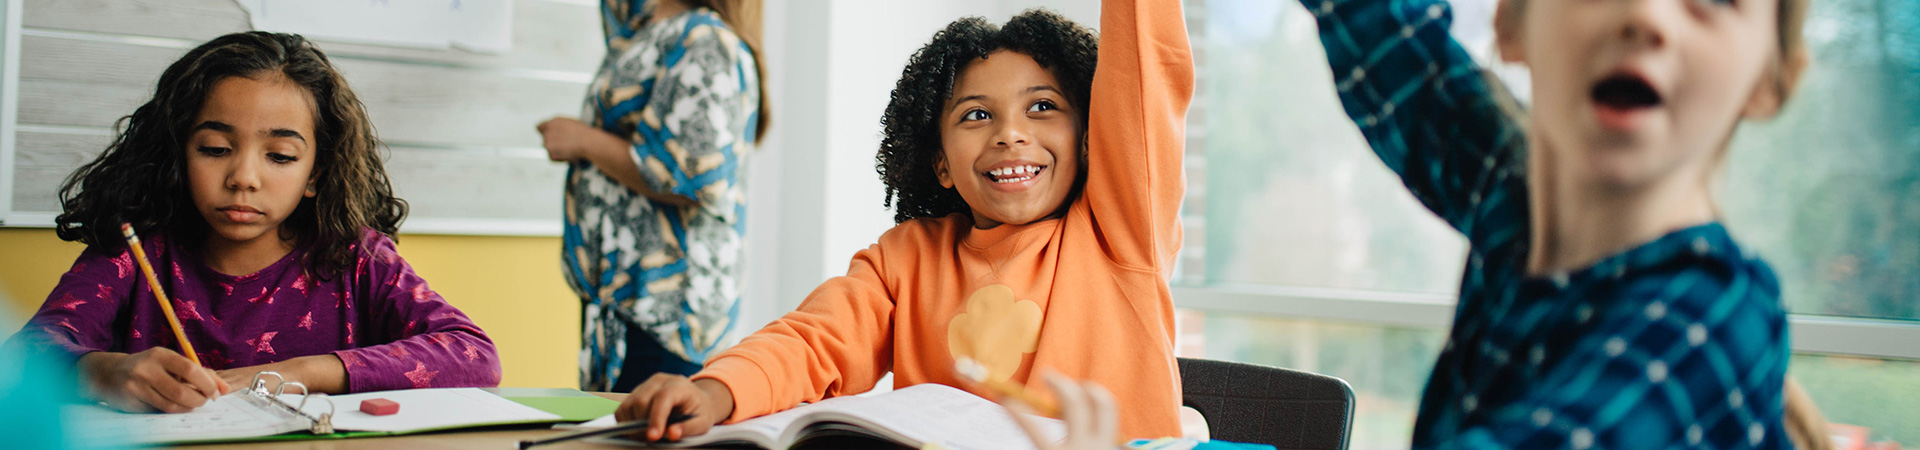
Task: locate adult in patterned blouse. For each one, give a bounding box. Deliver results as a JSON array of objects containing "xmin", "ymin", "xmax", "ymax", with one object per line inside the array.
[{"xmin": 536, "ymin": 0, "xmax": 767, "ymax": 393}]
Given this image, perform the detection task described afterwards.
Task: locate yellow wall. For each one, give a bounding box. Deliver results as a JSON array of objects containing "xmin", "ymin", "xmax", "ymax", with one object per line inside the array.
[{"xmin": 0, "ymin": 228, "xmax": 579, "ymax": 389}]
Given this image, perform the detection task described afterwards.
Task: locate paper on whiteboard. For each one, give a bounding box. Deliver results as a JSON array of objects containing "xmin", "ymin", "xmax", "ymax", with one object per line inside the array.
[{"xmin": 233, "ymin": 0, "xmax": 515, "ymax": 54}]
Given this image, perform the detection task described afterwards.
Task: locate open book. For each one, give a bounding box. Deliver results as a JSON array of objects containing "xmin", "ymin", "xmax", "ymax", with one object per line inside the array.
[
  {"xmin": 597, "ymin": 383, "xmax": 1066, "ymax": 450},
  {"xmin": 67, "ymin": 387, "xmax": 587, "ymax": 445}
]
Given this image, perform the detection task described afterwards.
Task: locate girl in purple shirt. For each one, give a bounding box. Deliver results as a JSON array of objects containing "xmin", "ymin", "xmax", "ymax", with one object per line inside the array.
[{"xmin": 5, "ymin": 32, "xmax": 501, "ymax": 413}]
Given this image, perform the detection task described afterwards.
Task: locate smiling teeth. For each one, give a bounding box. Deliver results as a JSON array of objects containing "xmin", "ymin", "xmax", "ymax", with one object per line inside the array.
[{"xmin": 988, "ymin": 165, "xmax": 1043, "ymax": 179}]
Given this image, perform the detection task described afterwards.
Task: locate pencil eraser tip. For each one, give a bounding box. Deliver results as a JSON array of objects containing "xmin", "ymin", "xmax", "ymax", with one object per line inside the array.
[{"xmin": 360, "ymin": 398, "xmax": 400, "ymax": 416}]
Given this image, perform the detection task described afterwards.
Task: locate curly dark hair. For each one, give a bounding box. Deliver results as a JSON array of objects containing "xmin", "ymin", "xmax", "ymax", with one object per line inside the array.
[
  {"xmin": 54, "ymin": 31, "xmax": 407, "ymax": 279},
  {"xmin": 876, "ymin": 9, "xmax": 1098, "ymax": 224}
]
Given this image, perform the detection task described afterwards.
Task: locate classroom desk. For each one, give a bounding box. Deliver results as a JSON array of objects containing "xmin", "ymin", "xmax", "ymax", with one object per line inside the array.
[{"xmin": 186, "ymin": 392, "xmax": 712, "ymax": 450}]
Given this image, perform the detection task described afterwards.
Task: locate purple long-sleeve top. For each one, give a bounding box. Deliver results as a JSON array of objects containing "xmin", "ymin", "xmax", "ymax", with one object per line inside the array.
[{"xmin": 7, "ymin": 229, "xmax": 501, "ymax": 392}]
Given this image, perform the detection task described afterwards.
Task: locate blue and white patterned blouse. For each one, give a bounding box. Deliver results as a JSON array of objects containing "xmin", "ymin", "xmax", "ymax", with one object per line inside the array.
[
  {"xmin": 1298, "ymin": 0, "xmax": 1794, "ymax": 448},
  {"xmin": 564, "ymin": 0, "xmax": 760, "ymax": 391}
]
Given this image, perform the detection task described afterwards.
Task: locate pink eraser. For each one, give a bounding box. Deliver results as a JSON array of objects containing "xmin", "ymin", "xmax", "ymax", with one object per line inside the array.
[{"xmin": 359, "ymin": 398, "xmax": 400, "ymax": 416}]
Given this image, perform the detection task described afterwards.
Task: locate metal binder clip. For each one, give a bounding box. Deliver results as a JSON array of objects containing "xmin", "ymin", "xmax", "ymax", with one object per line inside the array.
[
  {"xmin": 249, "ymin": 371, "xmax": 285, "ymax": 396},
  {"xmin": 246, "ymin": 371, "xmax": 336, "ymax": 435},
  {"xmin": 275, "ymin": 381, "xmax": 335, "ymax": 434}
]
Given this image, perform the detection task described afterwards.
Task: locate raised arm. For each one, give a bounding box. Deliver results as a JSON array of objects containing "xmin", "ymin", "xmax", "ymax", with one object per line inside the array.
[
  {"xmin": 1303, "ymin": 0, "xmax": 1524, "ymax": 233},
  {"xmin": 1083, "ymin": 0, "xmax": 1195, "ymax": 273}
]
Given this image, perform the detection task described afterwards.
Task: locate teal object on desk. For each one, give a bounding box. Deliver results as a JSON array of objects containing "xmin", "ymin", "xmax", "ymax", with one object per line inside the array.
[
  {"xmin": 1126, "ymin": 438, "xmax": 1277, "ymax": 450},
  {"xmin": 0, "ymin": 314, "xmax": 108, "ymax": 449}
]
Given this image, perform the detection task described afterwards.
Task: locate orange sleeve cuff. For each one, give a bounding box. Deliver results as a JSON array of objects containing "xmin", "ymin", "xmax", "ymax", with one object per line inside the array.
[{"xmin": 692, "ymin": 355, "xmax": 773, "ymax": 424}]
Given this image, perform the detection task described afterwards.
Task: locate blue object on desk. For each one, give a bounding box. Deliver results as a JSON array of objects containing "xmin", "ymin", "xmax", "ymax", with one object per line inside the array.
[{"xmin": 1126, "ymin": 438, "xmax": 1277, "ymax": 450}]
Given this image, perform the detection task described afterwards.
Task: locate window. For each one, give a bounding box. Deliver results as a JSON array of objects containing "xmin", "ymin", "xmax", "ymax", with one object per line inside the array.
[
  {"xmin": 1718, "ymin": 0, "xmax": 1920, "ymax": 322},
  {"xmin": 1175, "ymin": 0, "xmax": 1920, "ymax": 445}
]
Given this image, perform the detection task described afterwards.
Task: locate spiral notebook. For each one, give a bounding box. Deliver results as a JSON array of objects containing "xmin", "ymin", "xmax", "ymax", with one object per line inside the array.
[{"xmin": 64, "ymin": 373, "xmax": 604, "ymax": 445}]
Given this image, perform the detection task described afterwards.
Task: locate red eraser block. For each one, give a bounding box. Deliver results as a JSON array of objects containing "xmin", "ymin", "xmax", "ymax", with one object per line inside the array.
[{"xmin": 359, "ymin": 398, "xmax": 400, "ymax": 416}]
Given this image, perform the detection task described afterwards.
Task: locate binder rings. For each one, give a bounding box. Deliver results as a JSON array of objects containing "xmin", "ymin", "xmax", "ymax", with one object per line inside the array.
[{"xmin": 67, "ymin": 371, "xmax": 587, "ymax": 445}]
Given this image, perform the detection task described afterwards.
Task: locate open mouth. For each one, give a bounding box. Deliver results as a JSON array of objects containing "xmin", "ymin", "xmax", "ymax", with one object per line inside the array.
[
  {"xmin": 983, "ymin": 165, "xmax": 1046, "ymax": 184},
  {"xmin": 1590, "ymin": 74, "xmax": 1662, "ymax": 110}
]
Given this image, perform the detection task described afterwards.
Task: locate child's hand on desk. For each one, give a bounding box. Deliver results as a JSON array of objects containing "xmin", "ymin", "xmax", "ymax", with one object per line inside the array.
[
  {"xmin": 618, "ymin": 374, "xmax": 735, "ymax": 442},
  {"xmin": 215, "ymin": 354, "xmax": 347, "ymax": 394},
  {"xmin": 78, "ymin": 348, "xmax": 231, "ymax": 413},
  {"xmin": 1000, "ymin": 372, "xmax": 1123, "ymax": 450}
]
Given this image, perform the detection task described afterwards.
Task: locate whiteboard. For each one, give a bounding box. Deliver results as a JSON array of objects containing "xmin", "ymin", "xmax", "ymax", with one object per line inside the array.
[
  {"xmin": 0, "ymin": 0, "xmax": 602, "ymax": 236},
  {"xmin": 235, "ymin": 0, "xmax": 515, "ymax": 54}
]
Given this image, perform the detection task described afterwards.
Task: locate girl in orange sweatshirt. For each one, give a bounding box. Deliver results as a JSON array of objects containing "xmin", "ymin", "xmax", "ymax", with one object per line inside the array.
[{"xmin": 616, "ymin": 0, "xmax": 1194, "ymax": 442}]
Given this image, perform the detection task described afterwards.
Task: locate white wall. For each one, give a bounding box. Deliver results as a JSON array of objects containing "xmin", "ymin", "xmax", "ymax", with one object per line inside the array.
[{"xmin": 741, "ymin": 0, "xmax": 1099, "ymax": 330}]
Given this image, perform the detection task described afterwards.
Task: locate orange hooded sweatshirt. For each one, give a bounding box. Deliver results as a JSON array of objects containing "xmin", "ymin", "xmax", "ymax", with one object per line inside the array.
[{"xmin": 694, "ymin": 0, "xmax": 1193, "ymax": 439}]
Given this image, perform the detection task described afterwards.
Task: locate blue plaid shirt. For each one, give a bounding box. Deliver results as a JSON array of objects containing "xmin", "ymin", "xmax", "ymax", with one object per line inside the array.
[{"xmin": 1298, "ymin": 0, "xmax": 1794, "ymax": 448}]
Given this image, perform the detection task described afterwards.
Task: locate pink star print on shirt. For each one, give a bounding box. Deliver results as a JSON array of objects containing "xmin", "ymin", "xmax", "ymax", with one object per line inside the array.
[
  {"xmin": 173, "ymin": 299, "xmax": 204, "ymax": 321},
  {"xmin": 109, "ymin": 253, "xmax": 132, "ymax": 279},
  {"xmin": 244, "ymin": 287, "xmax": 272, "ymax": 304},
  {"xmin": 339, "ymin": 351, "xmax": 367, "ymax": 369},
  {"xmin": 51, "ymin": 293, "xmax": 87, "ymax": 311},
  {"xmin": 248, "ymin": 331, "xmax": 278, "ymax": 355},
  {"xmin": 404, "ymin": 361, "xmax": 438, "ymax": 388}
]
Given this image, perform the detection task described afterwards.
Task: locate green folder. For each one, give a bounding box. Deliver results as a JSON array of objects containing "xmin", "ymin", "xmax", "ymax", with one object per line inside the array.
[{"xmin": 486, "ymin": 387, "xmax": 623, "ymax": 422}]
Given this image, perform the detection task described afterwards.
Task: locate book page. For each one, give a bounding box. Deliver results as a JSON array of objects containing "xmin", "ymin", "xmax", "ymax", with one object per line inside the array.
[
  {"xmin": 597, "ymin": 403, "xmax": 809, "ymax": 449},
  {"xmin": 289, "ymin": 387, "xmax": 561, "ymax": 433},
  {"xmin": 64, "ymin": 391, "xmax": 310, "ymax": 445},
  {"xmin": 786, "ymin": 383, "xmax": 1066, "ymax": 450},
  {"xmin": 592, "ymin": 384, "xmax": 1064, "ymax": 450}
]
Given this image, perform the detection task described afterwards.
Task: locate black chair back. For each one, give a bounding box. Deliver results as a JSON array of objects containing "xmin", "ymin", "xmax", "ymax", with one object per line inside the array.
[{"xmin": 1178, "ymin": 357, "xmax": 1354, "ymax": 450}]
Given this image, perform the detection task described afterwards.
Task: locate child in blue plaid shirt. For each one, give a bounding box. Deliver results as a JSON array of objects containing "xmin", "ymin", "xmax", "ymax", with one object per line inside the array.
[
  {"xmin": 1297, "ymin": 0, "xmax": 1818, "ymax": 446},
  {"xmin": 1012, "ymin": 0, "xmax": 1832, "ymax": 448}
]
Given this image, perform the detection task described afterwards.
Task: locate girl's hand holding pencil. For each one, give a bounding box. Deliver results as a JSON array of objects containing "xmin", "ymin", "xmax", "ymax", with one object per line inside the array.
[
  {"xmin": 76, "ymin": 347, "xmax": 230, "ymax": 413},
  {"xmin": 71, "ymin": 224, "xmax": 232, "ymax": 413}
]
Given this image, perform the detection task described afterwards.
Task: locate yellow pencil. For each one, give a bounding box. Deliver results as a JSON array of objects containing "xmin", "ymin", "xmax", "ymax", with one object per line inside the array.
[{"xmin": 121, "ymin": 223, "xmax": 200, "ymax": 365}]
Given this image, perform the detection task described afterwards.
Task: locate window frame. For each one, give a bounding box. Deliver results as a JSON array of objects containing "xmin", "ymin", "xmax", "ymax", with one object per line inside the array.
[{"xmin": 1171, "ymin": 284, "xmax": 1920, "ymax": 361}]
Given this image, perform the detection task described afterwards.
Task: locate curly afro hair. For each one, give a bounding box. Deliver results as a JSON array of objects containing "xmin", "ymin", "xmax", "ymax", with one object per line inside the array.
[{"xmin": 876, "ymin": 9, "xmax": 1098, "ymax": 224}]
